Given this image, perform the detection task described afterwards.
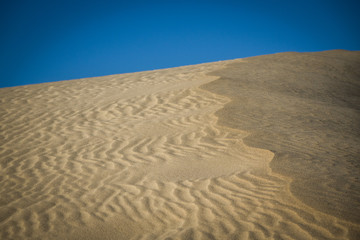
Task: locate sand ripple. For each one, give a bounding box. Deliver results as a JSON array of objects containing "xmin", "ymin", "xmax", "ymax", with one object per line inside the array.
[{"xmin": 0, "ymin": 60, "xmax": 359, "ymax": 239}]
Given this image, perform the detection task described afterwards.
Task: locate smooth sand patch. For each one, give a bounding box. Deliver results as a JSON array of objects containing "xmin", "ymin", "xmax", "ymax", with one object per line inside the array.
[
  {"xmin": 203, "ymin": 50, "xmax": 360, "ymax": 224},
  {"xmin": 1, "ymin": 51, "xmax": 359, "ymax": 239}
]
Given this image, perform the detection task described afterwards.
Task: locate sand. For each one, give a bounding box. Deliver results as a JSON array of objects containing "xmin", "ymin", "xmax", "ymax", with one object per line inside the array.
[
  {"xmin": 0, "ymin": 50, "xmax": 359, "ymax": 239},
  {"xmin": 202, "ymin": 50, "xmax": 360, "ymax": 224}
]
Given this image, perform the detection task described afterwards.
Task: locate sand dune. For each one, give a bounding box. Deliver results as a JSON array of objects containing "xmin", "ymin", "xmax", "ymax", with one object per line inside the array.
[{"xmin": 1, "ymin": 51, "xmax": 359, "ymax": 239}]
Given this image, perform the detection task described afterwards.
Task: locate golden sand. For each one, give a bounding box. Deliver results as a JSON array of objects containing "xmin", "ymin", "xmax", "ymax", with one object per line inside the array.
[{"xmin": 1, "ymin": 50, "xmax": 359, "ymax": 239}]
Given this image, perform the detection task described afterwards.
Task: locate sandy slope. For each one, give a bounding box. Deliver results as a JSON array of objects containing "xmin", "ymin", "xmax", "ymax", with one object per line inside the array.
[
  {"xmin": 0, "ymin": 51, "xmax": 359, "ymax": 239},
  {"xmin": 203, "ymin": 50, "xmax": 360, "ymax": 225}
]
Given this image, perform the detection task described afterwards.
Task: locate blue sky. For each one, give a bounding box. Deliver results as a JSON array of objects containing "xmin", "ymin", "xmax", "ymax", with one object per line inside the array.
[{"xmin": 1, "ymin": 0, "xmax": 359, "ymax": 88}]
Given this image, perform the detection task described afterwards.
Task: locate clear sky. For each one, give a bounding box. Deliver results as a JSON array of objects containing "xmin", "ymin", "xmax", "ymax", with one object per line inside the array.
[{"xmin": 1, "ymin": 0, "xmax": 359, "ymax": 88}]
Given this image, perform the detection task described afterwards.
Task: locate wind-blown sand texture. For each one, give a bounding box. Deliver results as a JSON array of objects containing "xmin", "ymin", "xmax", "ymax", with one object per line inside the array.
[{"xmin": 0, "ymin": 50, "xmax": 359, "ymax": 239}]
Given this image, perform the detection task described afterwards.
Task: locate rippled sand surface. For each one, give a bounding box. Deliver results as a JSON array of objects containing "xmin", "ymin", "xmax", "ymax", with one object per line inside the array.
[{"xmin": 1, "ymin": 51, "xmax": 359, "ymax": 239}]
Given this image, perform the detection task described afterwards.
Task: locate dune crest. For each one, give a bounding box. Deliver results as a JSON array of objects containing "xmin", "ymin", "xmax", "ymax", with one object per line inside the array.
[{"xmin": 1, "ymin": 54, "xmax": 359, "ymax": 239}]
